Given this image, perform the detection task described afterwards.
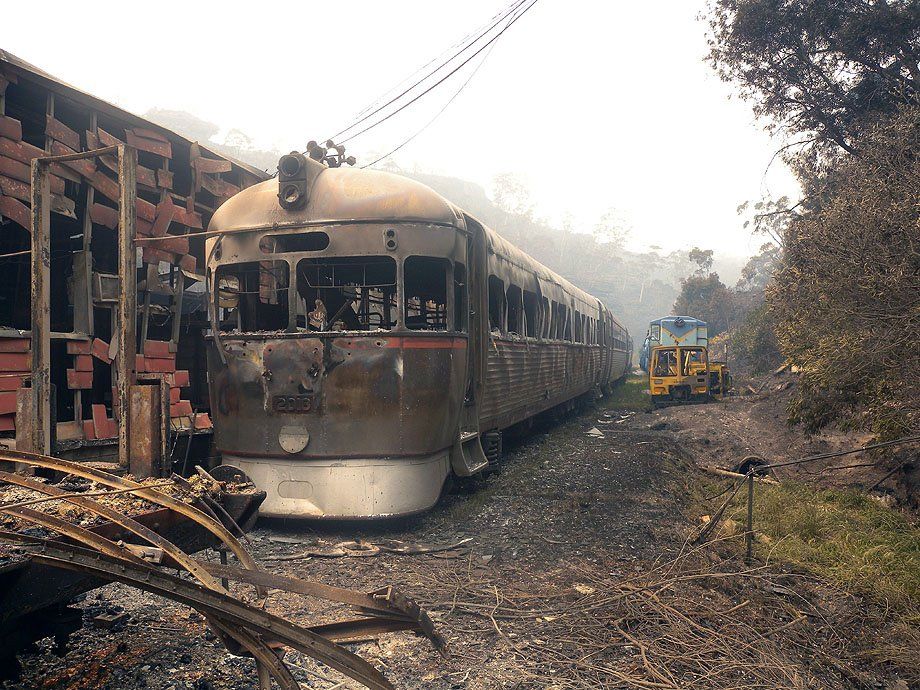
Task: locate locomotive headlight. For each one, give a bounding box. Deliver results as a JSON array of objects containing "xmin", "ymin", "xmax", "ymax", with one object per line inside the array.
[
  {"xmin": 280, "ymin": 183, "xmax": 302, "ymax": 206},
  {"xmin": 277, "ymin": 151, "xmax": 310, "ymax": 211},
  {"xmin": 278, "ymin": 153, "xmax": 303, "ymax": 177}
]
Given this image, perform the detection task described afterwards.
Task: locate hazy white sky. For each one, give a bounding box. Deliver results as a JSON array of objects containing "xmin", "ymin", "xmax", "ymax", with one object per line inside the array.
[{"xmin": 3, "ymin": 0, "xmax": 800, "ymax": 258}]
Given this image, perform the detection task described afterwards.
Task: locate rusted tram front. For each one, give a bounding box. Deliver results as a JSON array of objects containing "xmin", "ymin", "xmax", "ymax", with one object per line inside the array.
[{"xmin": 205, "ymin": 156, "xmax": 474, "ymax": 518}]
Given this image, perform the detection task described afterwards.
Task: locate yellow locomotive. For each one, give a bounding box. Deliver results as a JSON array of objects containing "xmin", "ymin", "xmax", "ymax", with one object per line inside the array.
[{"xmin": 642, "ymin": 316, "xmax": 730, "ymax": 406}]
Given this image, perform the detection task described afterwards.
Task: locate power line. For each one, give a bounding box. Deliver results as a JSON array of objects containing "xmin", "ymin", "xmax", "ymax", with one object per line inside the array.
[
  {"xmin": 362, "ymin": 0, "xmax": 528, "ymax": 169},
  {"xmin": 349, "ymin": 0, "xmax": 527, "ymax": 124},
  {"xmin": 328, "ymin": 0, "xmax": 534, "ymax": 145},
  {"xmin": 338, "ymin": 0, "xmax": 539, "ymax": 146},
  {"xmin": 329, "ymin": 0, "xmax": 527, "ymax": 142}
]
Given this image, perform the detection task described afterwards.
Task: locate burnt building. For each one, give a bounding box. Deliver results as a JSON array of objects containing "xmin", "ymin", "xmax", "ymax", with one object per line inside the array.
[{"xmin": 0, "ymin": 49, "xmax": 268, "ymax": 472}]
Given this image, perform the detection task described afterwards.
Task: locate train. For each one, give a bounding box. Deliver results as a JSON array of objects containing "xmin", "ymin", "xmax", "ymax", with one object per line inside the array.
[
  {"xmin": 642, "ymin": 316, "xmax": 731, "ymax": 406},
  {"xmin": 204, "ymin": 151, "xmax": 631, "ymax": 518}
]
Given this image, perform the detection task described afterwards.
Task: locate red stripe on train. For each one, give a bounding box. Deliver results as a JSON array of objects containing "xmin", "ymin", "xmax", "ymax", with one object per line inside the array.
[{"xmin": 380, "ymin": 337, "xmax": 467, "ymax": 349}]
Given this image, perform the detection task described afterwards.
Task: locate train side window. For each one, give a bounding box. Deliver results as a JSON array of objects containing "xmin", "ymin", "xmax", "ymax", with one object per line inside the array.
[
  {"xmin": 560, "ymin": 304, "xmax": 571, "ymax": 341},
  {"xmin": 523, "ymin": 290, "xmax": 539, "ymax": 338},
  {"xmin": 488, "ymin": 276, "xmax": 505, "ymax": 333},
  {"xmin": 216, "ymin": 261, "xmax": 290, "ymax": 332},
  {"xmin": 404, "ymin": 256, "xmax": 449, "ymax": 331},
  {"xmin": 453, "ymin": 262, "xmax": 467, "ymax": 332},
  {"xmin": 506, "ymin": 284, "xmax": 523, "ymax": 336},
  {"xmin": 541, "ymin": 297, "xmax": 550, "ymax": 338},
  {"xmin": 574, "ymin": 310, "xmax": 582, "ymax": 342},
  {"xmin": 296, "ymin": 256, "xmax": 397, "ymax": 331}
]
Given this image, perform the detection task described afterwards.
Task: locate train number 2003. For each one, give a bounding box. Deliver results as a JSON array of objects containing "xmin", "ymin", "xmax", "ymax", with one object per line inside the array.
[{"xmin": 273, "ymin": 394, "xmax": 313, "ymax": 413}]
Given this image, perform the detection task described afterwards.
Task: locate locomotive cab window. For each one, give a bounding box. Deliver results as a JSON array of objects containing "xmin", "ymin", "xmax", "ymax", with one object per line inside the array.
[
  {"xmin": 296, "ymin": 256, "xmax": 397, "ymax": 331},
  {"xmin": 216, "ymin": 261, "xmax": 289, "ymax": 332},
  {"xmin": 404, "ymin": 256, "xmax": 449, "ymax": 331}
]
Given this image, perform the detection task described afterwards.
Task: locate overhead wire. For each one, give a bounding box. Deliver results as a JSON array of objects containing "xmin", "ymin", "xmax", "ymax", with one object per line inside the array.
[
  {"xmin": 361, "ymin": 0, "xmax": 528, "ymax": 168},
  {"xmin": 330, "ymin": 0, "xmax": 538, "ymax": 146},
  {"xmin": 327, "ymin": 0, "xmax": 528, "ymax": 143},
  {"xmin": 348, "ymin": 0, "xmax": 527, "ymax": 124},
  {"xmin": 340, "ymin": 0, "xmax": 540, "ymax": 144}
]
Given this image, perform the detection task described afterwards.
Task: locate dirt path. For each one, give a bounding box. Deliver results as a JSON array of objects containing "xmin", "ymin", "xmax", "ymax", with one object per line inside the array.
[{"xmin": 4, "ymin": 400, "xmax": 913, "ymax": 689}]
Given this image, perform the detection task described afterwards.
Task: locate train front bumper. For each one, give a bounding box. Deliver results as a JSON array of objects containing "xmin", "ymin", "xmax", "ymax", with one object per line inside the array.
[{"xmin": 221, "ymin": 451, "xmax": 451, "ymax": 519}]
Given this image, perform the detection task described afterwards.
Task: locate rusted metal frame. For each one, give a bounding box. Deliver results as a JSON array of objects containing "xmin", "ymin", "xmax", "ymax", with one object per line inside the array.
[
  {"xmin": 19, "ymin": 541, "xmax": 395, "ymax": 689},
  {"xmin": 0, "ymin": 449, "xmax": 260, "ymax": 575},
  {"xmin": 211, "ymin": 620, "xmax": 298, "ymax": 690},
  {"xmin": 117, "ymin": 144, "xmax": 137, "ymax": 468},
  {"xmin": 306, "ymin": 617, "xmax": 418, "ymax": 643},
  {"xmin": 370, "ymin": 585, "xmax": 446, "ymax": 652},
  {"xmin": 170, "ymin": 473, "xmax": 249, "ymax": 543},
  {"xmin": 0, "ymin": 525, "xmax": 288, "ymax": 689},
  {"xmin": 139, "ymin": 266, "xmax": 152, "ymax": 344},
  {"xmin": 0, "ymin": 470, "xmax": 223, "ymax": 590},
  {"xmin": 0, "ymin": 505, "xmax": 148, "ymax": 567},
  {"xmin": 196, "ymin": 560, "xmax": 418, "ymax": 618},
  {"xmin": 44, "ymin": 93, "xmax": 54, "ymax": 154}
]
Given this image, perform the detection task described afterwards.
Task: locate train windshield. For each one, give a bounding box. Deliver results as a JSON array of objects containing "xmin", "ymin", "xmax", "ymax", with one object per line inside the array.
[
  {"xmin": 214, "ymin": 253, "xmax": 463, "ymax": 334},
  {"xmin": 404, "ymin": 256, "xmax": 449, "ymax": 331},
  {"xmin": 653, "ymin": 348, "xmax": 678, "ymax": 377},
  {"xmin": 680, "ymin": 347, "xmax": 707, "ymax": 376},
  {"xmin": 215, "ymin": 260, "xmax": 290, "ymax": 332},
  {"xmin": 296, "ymin": 256, "xmax": 397, "ymax": 331}
]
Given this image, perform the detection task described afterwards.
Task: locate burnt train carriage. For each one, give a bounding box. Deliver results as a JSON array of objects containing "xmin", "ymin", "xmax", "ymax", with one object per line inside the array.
[{"xmin": 205, "ymin": 154, "xmax": 630, "ymax": 518}]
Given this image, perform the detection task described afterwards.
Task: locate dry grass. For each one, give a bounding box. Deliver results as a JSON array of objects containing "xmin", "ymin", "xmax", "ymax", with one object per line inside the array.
[
  {"xmin": 606, "ymin": 374, "xmax": 653, "ymax": 412},
  {"xmin": 408, "ymin": 537, "xmax": 898, "ymax": 689},
  {"xmin": 695, "ymin": 477, "xmax": 920, "ymax": 683}
]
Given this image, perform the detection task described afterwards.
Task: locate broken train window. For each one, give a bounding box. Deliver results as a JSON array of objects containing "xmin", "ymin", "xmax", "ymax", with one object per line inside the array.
[
  {"xmin": 404, "ymin": 256, "xmax": 449, "ymax": 331},
  {"xmin": 216, "ymin": 261, "xmax": 289, "ymax": 332},
  {"xmin": 296, "ymin": 256, "xmax": 397, "ymax": 331}
]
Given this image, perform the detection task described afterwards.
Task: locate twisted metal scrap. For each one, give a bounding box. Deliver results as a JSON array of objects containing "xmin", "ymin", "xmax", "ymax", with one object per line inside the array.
[{"xmin": 0, "ymin": 450, "xmax": 444, "ymax": 689}]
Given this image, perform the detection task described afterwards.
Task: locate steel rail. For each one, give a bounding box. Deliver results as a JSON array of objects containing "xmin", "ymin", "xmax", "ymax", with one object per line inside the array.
[{"xmin": 18, "ymin": 541, "xmax": 394, "ymax": 689}]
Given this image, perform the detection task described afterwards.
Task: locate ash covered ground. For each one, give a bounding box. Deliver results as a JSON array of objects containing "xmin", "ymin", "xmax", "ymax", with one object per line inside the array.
[{"xmin": 4, "ymin": 394, "xmax": 914, "ymax": 690}]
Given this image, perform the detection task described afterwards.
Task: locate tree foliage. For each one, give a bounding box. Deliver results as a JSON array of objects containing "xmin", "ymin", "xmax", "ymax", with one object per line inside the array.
[
  {"xmin": 729, "ymin": 301, "xmax": 782, "ymax": 374},
  {"xmin": 688, "ymin": 247, "xmax": 715, "ymax": 275},
  {"xmin": 736, "ymin": 243, "xmax": 781, "ymax": 292},
  {"xmin": 673, "ymin": 273, "xmax": 734, "ymax": 336},
  {"xmin": 769, "ymin": 107, "xmax": 920, "ymax": 437},
  {"xmin": 707, "ymin": 0, "xmax": 920, "ymax": 162}
]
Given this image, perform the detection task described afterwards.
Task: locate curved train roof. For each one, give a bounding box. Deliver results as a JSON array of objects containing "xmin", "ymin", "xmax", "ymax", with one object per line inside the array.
[
  {"xmin": 209, "ymin": 167, "xmax": 461, "ymax": 232},
  {"xmin": 208, "ymin": 165, "xmax": 627, "ymax": 334}
]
